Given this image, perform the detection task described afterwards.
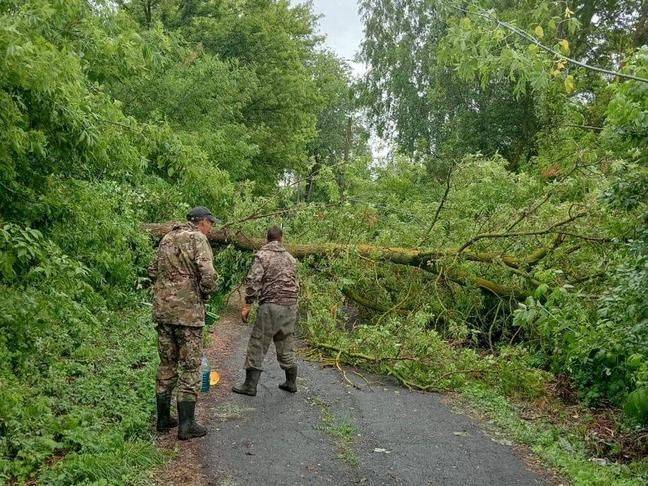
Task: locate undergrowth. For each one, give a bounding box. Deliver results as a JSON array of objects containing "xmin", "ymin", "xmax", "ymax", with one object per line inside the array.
[
  {"xmin": 0, "ymin": 211, "xmax": 165, "ymax": 484},
  {"xmin": 458, "ymin": 385, "xmax": 648, "ymax": 485},
  {"xmin": 0, "ymin": 300, "xmax": 163, "ymax": 484}
]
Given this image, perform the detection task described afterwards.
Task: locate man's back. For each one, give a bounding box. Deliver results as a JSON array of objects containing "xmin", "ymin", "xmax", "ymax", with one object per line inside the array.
[
  {"xmin": 150, "ymin": 222, "xmax": 216, "ymax": 327},
  {"xmin": 246, "ymin": 241, "xmax": 299, "ymax": 306}
]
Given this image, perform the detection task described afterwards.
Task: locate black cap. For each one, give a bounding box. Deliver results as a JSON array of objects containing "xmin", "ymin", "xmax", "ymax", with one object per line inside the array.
[{"xmin": 187, "ymin": 206, "xmax": 218, "ymax": 224}]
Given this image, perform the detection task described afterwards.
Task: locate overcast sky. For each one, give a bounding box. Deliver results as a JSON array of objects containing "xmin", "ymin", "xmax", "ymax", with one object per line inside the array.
[
  {"xmin": 295, "ymin": 1, "xmax": 391, "ymax": 158},
  {"xmin": 296, "ymin": 0, "xmax": 365, "ymax": 76}
]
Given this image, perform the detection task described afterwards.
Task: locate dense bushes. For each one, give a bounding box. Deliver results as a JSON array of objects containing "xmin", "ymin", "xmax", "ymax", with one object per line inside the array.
[
  {"xmin": 513, "ymin": 231, "xmax": 648, "ymax": 418},
  {"xmin": 0, "ymin": 0, "xmax": 329, "ymax": 481},
  {"xmin": 0, "ymin": 222, "xmax": 161, "ymax": 482}
]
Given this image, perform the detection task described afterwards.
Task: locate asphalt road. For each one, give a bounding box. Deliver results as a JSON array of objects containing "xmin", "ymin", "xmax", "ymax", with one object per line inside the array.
[{"xmin": 193, "ymin": 302, "xmax": 547, "ymax": 486}]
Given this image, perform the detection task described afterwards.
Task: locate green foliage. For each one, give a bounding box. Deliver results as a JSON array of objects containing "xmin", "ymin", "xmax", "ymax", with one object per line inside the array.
[
  {"xmin": 2, "ymin": 0, "xmax": 647, "ymax": 483},
  {"xmin": 359, "ymin": 0, "xmax": 647, "ymax": 172},
  {"xmin": 0, "ymin": 224, "xmax": 162, "ymax": 482},
  {"xmin": 513, "ymin": 280, "xmax": 647, "ymax": 412},
  {"xmin": 356, "ymin": 0, "xmax": 647, "ymax": 421},
  {"xmin": 624, "ymin": 388, "xmax": 648, "ymax": 427},
  {"xmin": 0, "ymin": 224, "xmax": 93, "ymax": 366},
  {"xmin": 0, "ymin": 0, "xmax": 348, "ymax": 480},
  {"xmin": 359, "ymin": 0, "xmax": 555, "ymax": 164},
  {"xmin": 298, "ymin": 269, "xmax": 548, "ymax": 399},
  {"xmin": 147, "ymin": 0, "xmax": 325, "ymax": 187},
  {"xmin": 209, "ymin": 246, "xmax": 253, "ymax": 313}
]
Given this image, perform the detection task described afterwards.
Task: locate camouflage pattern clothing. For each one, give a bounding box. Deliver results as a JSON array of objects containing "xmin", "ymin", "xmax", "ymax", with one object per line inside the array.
[
  {"xmin": 245, "ymin": 241, "xmax": 299, "ymax": 306},
  {"xmin": 244, "ymin": 303, "xmax": 298, "ymax": 370},
  {"xmin": 156, "ymin": 324, "xmax": 202, "ymax": 401},
  {"xmin": 148, "ymin": 222, "xmax": 217, "ymax": 402},
  {"xmin": 148, "ymin": 222, "xmax": 217, "ymax": 327},
  {"xmin": 244, "ymin": 241, "xmax": 299, "ymax": 370}
]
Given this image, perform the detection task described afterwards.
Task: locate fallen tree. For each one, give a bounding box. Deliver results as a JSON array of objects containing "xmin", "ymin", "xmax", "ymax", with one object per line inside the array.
[
  {"xmin": 143, "ymin": 222, "xmax": 550, "ymax": 299},
  {"xmin": 341, "ymin": 287, "xmax": 411, "ymax": 314}
]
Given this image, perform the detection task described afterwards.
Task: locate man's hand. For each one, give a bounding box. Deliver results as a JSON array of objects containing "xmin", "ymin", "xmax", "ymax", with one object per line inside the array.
[{"xmin": 241, "ymin": 304, "xmax": 251, "ymax": 323}]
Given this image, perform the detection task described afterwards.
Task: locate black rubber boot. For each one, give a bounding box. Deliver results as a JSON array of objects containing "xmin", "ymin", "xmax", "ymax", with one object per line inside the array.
[
  {"xmin": 278, "ymin": 366, "xmax": 298, "ymax": 393},
  {"xmin": 232, "ymin": 369, "xmax": 261, "ymax": 396},
  {"xmin": 156, "ymin": 392, "xmax": 178, "ymax": 432},
  {"xmin": 177, "ymin": 401, "xmax": 207, "ymax": 440}
]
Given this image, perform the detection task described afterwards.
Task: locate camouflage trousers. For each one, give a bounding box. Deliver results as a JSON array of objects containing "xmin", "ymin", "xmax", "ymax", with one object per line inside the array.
[
  {"xmin": 156, "ymin": 323, "xmax": 203, "ymax": 402},
  {"xmin": 244, "ymin": 303, "xmax": 297, "ymax": 371}
]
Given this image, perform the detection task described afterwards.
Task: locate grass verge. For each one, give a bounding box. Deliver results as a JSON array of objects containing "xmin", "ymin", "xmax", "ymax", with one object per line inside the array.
[{"xmin": 456, "ymin": 384, "xmax": 648, "ymax": 486}]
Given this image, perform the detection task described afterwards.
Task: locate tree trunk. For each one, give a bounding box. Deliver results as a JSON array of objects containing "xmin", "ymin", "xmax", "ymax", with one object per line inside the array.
[
  {"xmin": 144, "ymin": 0, "xmax": 153, "ymax": 27},
  {"xmin": 337, "ymin": 116, "xmax": 353, "ymax": 197},
  {"xmin": 635, "ymin": 3, "xmax": 648, "ymax": 48},
  {"xmin": 143, "ymin": 223, "xmax": 541, "ymax": 299},
  {"xmin": 305, "ymin": 157, "xmax": 320, "ymax": 202}
]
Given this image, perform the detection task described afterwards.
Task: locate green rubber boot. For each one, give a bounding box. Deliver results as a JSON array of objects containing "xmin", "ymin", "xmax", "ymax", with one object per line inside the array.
[
  {"xmin": 156, "ymin": 392, "xmax": 178, "ymax": 432},
  {"xmin": 177, "ymin": 401, "xmax": 207, "ymax": 440},
  {"xmin": 232, "ymin": 369, "xmax": 261, "ymax": 396},
  {"xmin": 278, "ymin": 366, "xmax": 298, "ymax": 393}
]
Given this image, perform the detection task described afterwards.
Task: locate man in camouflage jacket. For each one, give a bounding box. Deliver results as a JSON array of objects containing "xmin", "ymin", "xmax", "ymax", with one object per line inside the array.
[
  {"xmin": 233, "ymin": 226, "xmax": 300, "ymax": 396},
  {"xmin": 148, "ymin": 206, "xmax": 217, "ymax": 440}
]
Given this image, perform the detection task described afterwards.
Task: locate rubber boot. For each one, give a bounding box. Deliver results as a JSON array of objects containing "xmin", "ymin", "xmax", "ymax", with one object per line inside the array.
[
  {"xmin": 156, "ymin": 392, "xmax": 178, "ymax": 432},
  {"xmin": 232, "ymin": 369, "xmax": 261, "ymax": 396},
  {"xmin": 177, "ymin": 401, "xmax": 207, "ymax": 440},
  {"xmin": 278, "ymin": 366, "xmax": 298, "ymax": 393}
]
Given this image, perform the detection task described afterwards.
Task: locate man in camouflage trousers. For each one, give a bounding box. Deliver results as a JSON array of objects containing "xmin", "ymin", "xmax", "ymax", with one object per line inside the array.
[
  {"xmin": 148, "ymin": 206, "xmax": 218, "ymax": 440},
  {"xmin": 233, "ymin": 226, "xmax": 300, "ymax": 396}
]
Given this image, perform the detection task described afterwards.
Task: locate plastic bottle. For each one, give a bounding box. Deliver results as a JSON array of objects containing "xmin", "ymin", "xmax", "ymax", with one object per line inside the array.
[{"xmin": 200, "ymin": 355, "xmax": 210, "ymax": 393}]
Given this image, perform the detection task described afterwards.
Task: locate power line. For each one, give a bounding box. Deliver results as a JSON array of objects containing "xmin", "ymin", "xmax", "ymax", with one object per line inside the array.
[{"xmin": 448, "ymin": 3, "xmax": 648, "ymax": 84}]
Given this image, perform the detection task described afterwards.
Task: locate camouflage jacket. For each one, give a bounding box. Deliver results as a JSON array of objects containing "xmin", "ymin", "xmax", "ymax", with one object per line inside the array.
[
  {"xmin": 245, "ymin": 241, "xmax": 299, "ymax": 306},
  {"xmin": 148, "ymin": 222, "xmax": 217, "ymax": 327}
]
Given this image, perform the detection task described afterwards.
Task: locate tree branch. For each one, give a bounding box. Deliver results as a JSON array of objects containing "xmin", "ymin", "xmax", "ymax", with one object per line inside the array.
[
  {"xmin": 312, "ymin": 342, "xmax": 487, "ymax": 392},
  {"xmin": 420, "ymin": 168, "xmax": 453, "ymax": 244},
  {"xmin": 456, "ymin": 211, "xmax": 587, "ymax": 254},
  {"xmin": 342, "ymin": 287, "xmax": 409, "ymax": 314}
]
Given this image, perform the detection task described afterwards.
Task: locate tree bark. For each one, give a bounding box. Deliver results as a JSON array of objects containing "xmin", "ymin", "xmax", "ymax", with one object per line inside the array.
[
  {"xmin": 143, "ymin": 223, "xmax": 538, "ymax": 299},
  {"xmin": 305, "ymin": 157, "xmax": 320, "ymax": 202}
]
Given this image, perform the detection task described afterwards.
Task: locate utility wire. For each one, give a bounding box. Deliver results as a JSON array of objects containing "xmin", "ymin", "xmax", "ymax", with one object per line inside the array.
[{"xmin": 448, "ymin": 3, "xmax": 648, "ymax": 84}]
